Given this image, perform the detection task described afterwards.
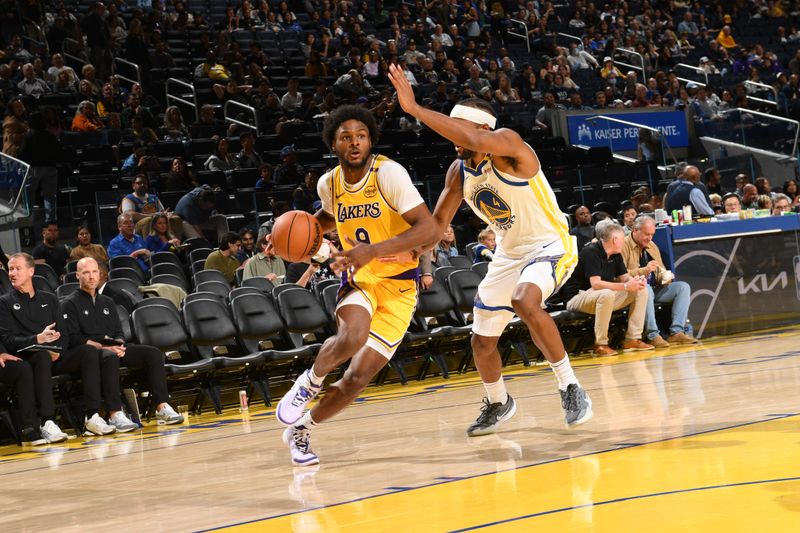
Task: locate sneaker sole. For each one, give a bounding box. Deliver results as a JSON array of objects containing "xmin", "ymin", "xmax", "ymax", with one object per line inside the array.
[
  {"xmin": 466, "ymin": 400, "xmax": 518, "ymax": 437},
  {"xmin": 114, "ymin": 425, "xmax": 139, "ymax": 433},
  {"xmin": 157, "ymin": 418, "xmax": 184, "ymax": 425},
  {"xmin": 567, "ymin": 396, "xmax": 594, "ymax": 427},
  {"xmin": 622, "ymin": 346, "xmax": 655, "ymax": 352}
]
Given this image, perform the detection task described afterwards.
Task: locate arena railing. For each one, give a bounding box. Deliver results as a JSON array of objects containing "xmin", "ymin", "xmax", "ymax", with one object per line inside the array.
[
  {"xmin": 113, "ymin": 57, "xmax": 142, "ymax": 89},
  {"xmin": 224, "ymin": 100, "xmax": 259, "ymax": 132},
  {"xmin": 63, "ymin": 37, "xmax": 87, "ymax": 67},
  {"xmin": 613, "ymin": 48, "xmax": 645, "ymax": 83},
  {"xmin": 586, "ymin": 114, "xmax": 680, "ymax": 173},
  {"xmin": 743, "ymin": 80, "xmax": 778, "ymax": 110},
  {"xmin": 166, "ymin": 78, "xmax": 199, "ymax": 122},
  {"xmin": 556, "ymin": 32, "xmax": 585, "ymax": 52},
  {"xmin": 675, "ymin": 63, "xmax": 709, "ymax": 87},
  {"xmin": 713, "ymin": 108, "xmax": 799, "ymax": 157},
  {"xmin": 0, "ymin": 152, "xmax": 31, "ymax": 253},
  {"xmin": 507, "ymin": 19, "xmax": 531, "ymax": 53}
]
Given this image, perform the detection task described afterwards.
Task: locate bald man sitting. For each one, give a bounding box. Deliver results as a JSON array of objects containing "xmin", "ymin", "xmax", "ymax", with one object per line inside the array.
[{"xmin": 59, "ymin": 258, "xmax": 184, "ymax": 428}]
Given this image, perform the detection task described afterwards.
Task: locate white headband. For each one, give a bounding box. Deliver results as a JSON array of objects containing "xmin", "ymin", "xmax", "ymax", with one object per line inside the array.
[{"xmin": 449, "ymin": 104, "xmax": 497, "ymax": 129}]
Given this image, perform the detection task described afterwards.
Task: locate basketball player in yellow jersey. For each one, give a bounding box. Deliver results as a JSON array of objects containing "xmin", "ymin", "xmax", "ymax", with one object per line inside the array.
[
  {"xmin": 388, "ymin": 63, "xmax": 592, "ymax": 435},
  {"xmin": 276, "ymin": 105, "xmax": 437, "ymax": 466}
]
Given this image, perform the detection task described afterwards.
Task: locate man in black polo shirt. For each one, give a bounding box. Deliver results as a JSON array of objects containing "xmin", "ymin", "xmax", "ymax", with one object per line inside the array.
[
  {"xmin": 60, "ymin": 257, "xmax": 184, "ymax": 427},
  {"xmin": 561, "ymin": 220, "xmax": 654, "ymax": 356},
  {"xmin": 0, "ymin": 253, "xmax": 119, "ymax": 439}
]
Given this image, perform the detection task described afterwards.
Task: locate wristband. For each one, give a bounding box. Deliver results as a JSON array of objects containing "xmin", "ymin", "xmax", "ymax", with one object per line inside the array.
[{"xmin": 421, "ymin": 273, "xmax": 432, "ymax": 277}]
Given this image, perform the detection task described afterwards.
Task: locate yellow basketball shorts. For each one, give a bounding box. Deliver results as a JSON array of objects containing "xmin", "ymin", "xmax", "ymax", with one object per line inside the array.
[{"xmin": 337, "ymin": 268, "xmax": 418, "ymax": 359}]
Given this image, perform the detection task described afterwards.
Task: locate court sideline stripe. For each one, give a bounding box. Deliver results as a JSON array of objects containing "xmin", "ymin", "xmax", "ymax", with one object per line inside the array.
[
  {"xmin": 195, "ymin": 412, "xmax": 800, "ymax": 532},
  {"xmin": 0, "ymin": 357, "xmax": 797, "ymax": 476},
  {"xmin": 449, "ymin": 476, "xmax": 800, "ymax": 532}
]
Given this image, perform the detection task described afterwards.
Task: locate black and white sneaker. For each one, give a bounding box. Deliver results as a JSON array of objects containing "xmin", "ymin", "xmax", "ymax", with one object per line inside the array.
[
  {"xmin": 466, "ymin": 395, "xmax": 517, "ymax": 437},
  {"xmin": 21, "ymin": 426, "xmax": 47, "ymax": 446},
  {"xmin": 560, "ymin": 384, "xmax": 593, "ymax": 426}
]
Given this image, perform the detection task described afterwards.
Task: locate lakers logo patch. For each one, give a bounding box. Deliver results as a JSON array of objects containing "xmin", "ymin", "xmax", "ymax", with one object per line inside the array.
[{"xmin": 472, "ymin": 185, "xmax": 515, "ymax": 230}]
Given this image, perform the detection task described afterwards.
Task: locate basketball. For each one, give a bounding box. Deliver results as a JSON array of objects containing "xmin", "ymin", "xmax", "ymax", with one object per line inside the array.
[{"xmin": 271, "ymin": 210, "xmax": 324, "ymax": 262}]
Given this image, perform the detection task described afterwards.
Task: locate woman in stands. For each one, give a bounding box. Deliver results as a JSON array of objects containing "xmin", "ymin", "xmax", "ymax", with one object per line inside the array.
[
  {"xmin": 162, "ymin": 106, "xmax": 191, "ymax": 142},
  {"xmin": 494, "ymin": 74, "xmax": 521, "ymax": 104},
  {"xmin": 145, "ymin": 214, "xmax": 182, "ymax": 253},
  {"xmin": 205, "ymin": 137, "xmax": 236, "ymax": 172},
  {"xmin": 97, "ymin": 83, "xmax": 123, "ymax": 118},
  {"xmin": 433, "ymin": 224, "xmax": 459, "ymax": 267},
  {"xmin": 165, "ymin": 157, "xmax": 197, "ymax": 191},
  {"xmin": 69, "ymin": 226, "xmax": 109, "ymax": 264},
  {"xmin": 782, "ymin": 180, "xmax": 799, "ymax": 205},
  {"xmin": 484, "ymin": 60, "xmax": 500, "ymax": 86},
  {"xmin": 51, "ymin": 69, "xmax": 77, "ymax": 93},
  {"xmin": 2, "ymin": 97, "xmax": 28, "ymax": 158}
]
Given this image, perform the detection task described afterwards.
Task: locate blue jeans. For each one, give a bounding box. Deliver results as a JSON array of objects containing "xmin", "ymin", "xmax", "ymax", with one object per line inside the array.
[{"xmin": 644, "ymin": 281, "xmax": 691, "ymax": 340}]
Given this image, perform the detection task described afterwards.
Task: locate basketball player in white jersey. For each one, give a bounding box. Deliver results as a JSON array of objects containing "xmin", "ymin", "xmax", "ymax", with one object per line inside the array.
[{"xmin": 388, "ymin": 64, "xmax": 593, "ymax": 435}]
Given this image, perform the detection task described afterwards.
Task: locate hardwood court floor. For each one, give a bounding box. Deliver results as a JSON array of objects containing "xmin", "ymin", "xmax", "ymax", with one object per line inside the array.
[{"xmin": 1, "ymin": 327, "xmax": 800, "ymax": 532}]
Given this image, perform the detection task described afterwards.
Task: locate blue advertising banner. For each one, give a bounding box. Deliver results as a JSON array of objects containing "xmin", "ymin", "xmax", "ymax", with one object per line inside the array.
[{"xmin": 566, "ymin": 110, "xmax": 689, "ymax": 150}]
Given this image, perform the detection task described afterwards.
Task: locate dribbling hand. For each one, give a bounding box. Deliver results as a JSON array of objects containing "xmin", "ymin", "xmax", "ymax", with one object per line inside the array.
[{"xmin": 332, "ymin": 236, "xmax": 378, "ymax": 274}]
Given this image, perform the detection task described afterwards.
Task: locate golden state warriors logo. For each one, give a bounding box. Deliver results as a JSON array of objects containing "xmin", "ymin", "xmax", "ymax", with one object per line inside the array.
[
  {"xmin": 472, "ymin": 184, "xmax": 515, "ymax": 230},
  {"xmin": 364, "ymin": 185, "xmax": 377, "ymax": 198}
]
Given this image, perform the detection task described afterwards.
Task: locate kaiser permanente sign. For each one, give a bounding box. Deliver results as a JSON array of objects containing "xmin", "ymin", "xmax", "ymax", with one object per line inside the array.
[{"xmin": 564, "ymin": 108, "xmax": 690, "ymax": 151}]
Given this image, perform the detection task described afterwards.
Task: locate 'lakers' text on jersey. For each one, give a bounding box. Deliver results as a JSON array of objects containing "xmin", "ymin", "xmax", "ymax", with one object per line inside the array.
[
  {"xmin": 319, "ymin": 154, "xmax": 424, "ymax": 279},
  {"xmin": 461, "ymin": 151, "xmax": 571, "ymax": 258}
]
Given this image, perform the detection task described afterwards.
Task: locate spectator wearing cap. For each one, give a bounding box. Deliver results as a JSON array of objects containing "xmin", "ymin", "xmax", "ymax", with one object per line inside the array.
[
  {"xmin": 600, "ymin": 57, "xmax": 623, "ymax": 82},
  {"xmin": 403, "ymin": 39, "xmax": 426, "ymax": 66},
  {"xmin": 333, "ymin": 69, "xmax": 373, "ymax": 100},
  {"xmin": 274, "ymin": 145, "xmax": 306, "ymax": 187},
  {"xmin": 700, "ymin": 56, "xmax": 720, "ymax": 75},
  {"xmin": 174, "ymin": 185, "xmax": 229, "ymax": 244}
]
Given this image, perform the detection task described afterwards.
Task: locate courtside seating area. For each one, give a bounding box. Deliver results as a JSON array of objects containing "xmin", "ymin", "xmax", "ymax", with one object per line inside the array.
[{"xmin": 0, "ymin": 240, "xmax": 677, "ymax": 443}]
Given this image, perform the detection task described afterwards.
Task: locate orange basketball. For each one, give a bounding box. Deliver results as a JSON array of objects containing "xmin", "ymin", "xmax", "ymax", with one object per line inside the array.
[{"xmin": 271, "ymin": 210, "xmax": 324, "ymax": 262}]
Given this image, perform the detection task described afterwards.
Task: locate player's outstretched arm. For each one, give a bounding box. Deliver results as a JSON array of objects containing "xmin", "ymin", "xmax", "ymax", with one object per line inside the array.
[
  {"xmin": 420, "ymin": 159, "xmax": 464, "ymax": 251},
  {"xmin": 387, "ymin": 63, "xmax": 533, "ymax": 163}
]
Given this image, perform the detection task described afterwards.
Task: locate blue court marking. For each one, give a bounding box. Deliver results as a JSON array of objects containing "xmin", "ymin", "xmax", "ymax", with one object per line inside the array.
[
  {"xmin": 194, "ymin": 412, "xmax": 800, "ymax": 532},
  {"xmin": 2, "ymin": 354, "xmax": 800, "ymax": 477},
  {"xmin": 449, "ymin": 476, "xmax": 800, "ymax": 532}
]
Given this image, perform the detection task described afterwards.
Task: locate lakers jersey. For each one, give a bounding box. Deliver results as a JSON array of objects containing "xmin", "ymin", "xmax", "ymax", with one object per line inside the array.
[
  {"xmin": 462, "ymin": 151, "xmax": 571, "ymax": 257},
  {"xmin": 320, "ymin": 154, "xmax": 421, "ymax": 279}
]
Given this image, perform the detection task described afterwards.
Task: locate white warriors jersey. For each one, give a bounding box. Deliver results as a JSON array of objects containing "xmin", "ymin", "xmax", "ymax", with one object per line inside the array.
[{"xmin": 461, "ymin": 151, "xmax": 571, "ymax": 258}]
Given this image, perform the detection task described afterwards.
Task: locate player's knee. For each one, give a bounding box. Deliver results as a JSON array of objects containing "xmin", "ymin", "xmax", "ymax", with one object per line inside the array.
[
  {"xmin": 471, "ymin": 334, "xmax": 496, "ymax": 356},
  {"xmin": 341, "ymin": 369, "xmax": 371, "ymax": 393},
  {"xmin": 511, "ymin": 296, "xmax": 545, "ymax": 321},
  {"xmin": 331, "ymin": 333, "xmax": 366, "ymax": 358}
]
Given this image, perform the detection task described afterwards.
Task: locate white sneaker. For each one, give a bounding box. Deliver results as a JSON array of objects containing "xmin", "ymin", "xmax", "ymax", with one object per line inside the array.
[
  {"xmin": 84, "ymin": 413, "xmax": 116, "ymax": 436},
  {"xmin": 39, "ymin": 420, "xmax": 68, "ymax": 443},
  {"xmin": 155, "ymin": 404, "xmax": 184, "ymax": 425},
  {"xmin": 108, "ymin": 411, "xmax": 139, "ymax": 433},
  {"xmin": 276, "ymin": 370, "xmax": 322, "ymax": 426},
  {"xmin": 282, "ymin": 426, "xmax": 319, "ymax": 467}
]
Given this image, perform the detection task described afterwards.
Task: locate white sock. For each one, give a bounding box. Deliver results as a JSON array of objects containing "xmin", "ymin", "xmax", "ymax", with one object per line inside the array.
[
  {"xmin": 308, "ymin": 366, "xmax": 326, "ymax": 388},
  {"xmin": 550, "ymin": 354, "xmax": 579, "ymax": 391},
  {"xmin": 483, "ymin": 377, "xmax": 509, "ymax": 405},
  {"xmin": 295, "ymin": 410, "xmax": 317, "ymax": 429}
]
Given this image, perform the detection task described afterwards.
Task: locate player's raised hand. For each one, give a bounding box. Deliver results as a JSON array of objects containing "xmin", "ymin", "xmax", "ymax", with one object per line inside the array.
[{"xmin": 387, "ymin": 63, "xmax": 419, "ymax": 115}]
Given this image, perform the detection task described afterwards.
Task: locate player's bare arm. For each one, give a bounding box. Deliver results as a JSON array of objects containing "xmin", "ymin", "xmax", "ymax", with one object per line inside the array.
[
  {"xmin": 388, "ymin": 63, "xmax": 539, "ymax": 175},
  {"xmin": 420, "ymin": 159, "xmax": 465, "ymax": 250},
  {"xmin": 314, "ymin": 208, "xmax": 337, "ymax": 233}
]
